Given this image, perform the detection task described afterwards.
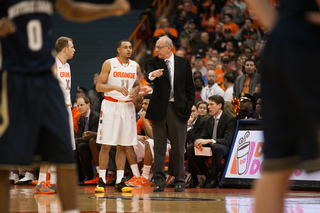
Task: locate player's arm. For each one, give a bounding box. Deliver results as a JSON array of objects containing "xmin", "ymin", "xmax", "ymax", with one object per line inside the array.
[
  {"xmin": 305, "ymin": 0, "xmax": 320, "ymax": 26},
  {"xmin": 246, "ymin": 0, "xmax": 278, "ymax": 31},
  {"xmin": 139, "ymin": 111, "xmax": 153, "ymax": 139},
  {"xmin": 55, "ymin": 0, "xmax": 130, "ymax": 23},
  {"xmin": 0, "ymin": 17, "xmax": 16, "ymax": 38},
  {"xmin": 96, "ymin": 60, "xmax": 129, "ymax": 96},
  {"xmin": 129, "ymin": 63, "xmax": 141, "ymax": 99}
]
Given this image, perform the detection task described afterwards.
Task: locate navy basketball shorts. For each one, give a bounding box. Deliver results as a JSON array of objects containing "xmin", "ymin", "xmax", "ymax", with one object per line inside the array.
[{"xmin": 0, "ymin": 70, "xmax": 75, "ymax": 168}]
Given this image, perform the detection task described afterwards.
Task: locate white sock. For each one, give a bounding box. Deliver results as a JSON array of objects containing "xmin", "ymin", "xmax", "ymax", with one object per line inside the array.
[
  {"xmin": 38, "ymin": 173, "xmax": 47, "ymax": 184},
  {"xmin": 50, "ymin": 165, "xmax": 57, "ymax": 184},
  {"xmin": 95, "ymin": 166, "xmax": 99, "ymax": 173},
  {"xmin": 63, "ymin": 209, "xmax": 80, "ymax": 213},
  {"xmin": 130, "ymin": 164, "xmax": 140, "ymax": 178},
  {"xmin": 99, "ymin": 170, "xmax": 106, "ymax": 183},
  {"xmin": 142, "ymin": 165, "xmax": 151, "ymax": 180},
  {"xmin": 116, "ymin": 170, "xmax": 124, "ymax": 184}
]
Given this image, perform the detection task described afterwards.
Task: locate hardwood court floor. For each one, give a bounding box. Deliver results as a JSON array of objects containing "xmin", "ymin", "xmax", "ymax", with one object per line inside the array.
[{"xmin": 9, "ymin": 185, "xmax": 320, "ymax": 213}]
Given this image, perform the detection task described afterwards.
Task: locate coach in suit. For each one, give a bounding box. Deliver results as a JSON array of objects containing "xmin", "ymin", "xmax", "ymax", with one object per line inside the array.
[
  {"xmin": 146, "ymin": 36, "xmax": 195, "ymax": 192},
  {"xmin": 75, "ymin": 96, "xmax": 99, "ymax": 181},
  {"xmin": 186, "ymin": 95, "xmax": 236, "ymax": 188}
]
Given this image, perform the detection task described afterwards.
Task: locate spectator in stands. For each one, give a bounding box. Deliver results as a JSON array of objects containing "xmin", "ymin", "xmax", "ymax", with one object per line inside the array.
[
  {"xmin": 206, "ymin": 59, "xmax": 217, "ymax": 72},
  {"xmin": 234, "ymin": 0, "xmax": 247, "ymax": 13},
  {"xmin": 253, "ymin": 41, "xmax": 261, "ymax": 58},
  {"xmin": 201, "ymin": 70, "xmax": 225, "ymax": 102},
  {"xmin": 235, "ymin": 17, "xmax": 261, "ymax": 42},
  {"xmin": 235, "ymin": 54, "xmax": 247, "ymax": 76},
  {"xmin": 220, "ymin": 0, "xmax": 245, "ymax": 27},
  {"xmin": 179, "ymin": 19, "xmax": 201, "ymax": 50},
  {"xmin": 186, "ymin": 95, "xmax": 236, "ymax": 188},
  {"xmin": 201, "ymin": 2, "xmax": 221, "ymax": 33},
  {"xmin": 194, "ymin": 76, "xmax": 204, "ymax": 104},
  {"xmin": 176, "ymin": 49, "xmax": 186, "ymax": 57},
  {"xmin": 75, "ymin": 96, "xmax": 99, "ymax": 184},
  {"xmin": 87, "ymin": 73, "xmax": 103, "ymax": 114},
  {"xmin": 223, "ymin": 101, "xmax": 237, "ymax": 117},
  {"xmin": 194, "ymin": 31, "xmax": 215, "ymax": 55},
  {"xmin": 197, "ymin": 101, "xmax": 210, "ymax": 118},
  {"xmin": 192, "ymin": 54, "xmax": 207, "ymax": 76},
  {"xmin": 243, "ymin": 29, "xmax": 258, "ymax": 51},
  {"xmin": 222, "ymin": 14, "xmax": 239, "ymax": 36},
  {"xmin": 244, "ymin": 46, "xmax": 254, "ymax": 59},
  {"xmin": 224, "ymin": 41, "xmax": 235, "ymax": 57},
  {"xmin": 223, "ymin": 72, "xmax": 236, "ymax": 102},
  {"xmin": 153, "ymin": 16, "xmax": 178, "ymax": 45},
  {"xmin": 255, "ymin": 97, "xmax": 262, "ymax": 119},
  {"xmin": 211, "ymin": 56, "xmax": 220, "ymax": 69},
  {"xmin": 212, "ymin": 24, "xmax": 224, "ymax": 45},
  {"xmin": 216, "ymin": 28, "xmax": 239, "ymax": 53},
  {"xmin": 173, "ymin": 8, "xmax": 188, "ymax": 35},
  {"xmin": 178, "ymin": 37, "xmax": 192, "ymax": 55},
  {"xmin": 235, "ymin": 93, "xmax": 259, "ymax": 120},
  {"xmin": 182, "ymin": 0, "xmax": 201, "ymax": 28},
  {"xmin": 233, "ymin": 59, "xmax": 261, "ymax": 98},
  {"xmin": 214, "ymin": 55, "xmax": 231, "ymax": 91}
]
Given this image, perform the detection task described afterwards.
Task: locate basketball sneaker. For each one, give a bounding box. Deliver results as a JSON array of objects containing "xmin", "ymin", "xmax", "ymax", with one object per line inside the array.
[
  {"xmin": 16, "ymin": 171, "xmax": 35, "ymax": 185},
  {"xmin": 9, "ymin": 171, "xmax": 19, "ymax": 185},
  {"xmin": 115, "ymin": 178, "xmax": 132, "ymax": 192},
  {"xmin": 130, "ymin": 175, "xmax": 154, "ymax": 187},
  {"xmin": 125, "ymin": 175, "xmax": 139, "ymax": 186},
  {"xmin": 105, "ymin": 174, "xmax": 116, "ymax": 186},
  {"xmin": 34, "ymin": 181, "xmax": 55, "ymax": 194},
  {"xmin": 50, "ymin": 183, "xmax": 58, "ymax": 193},
  {"xmin": 84, "ymin": 174, "xmax": 100, "ymax": 185},
  {"xmin": 95, "ymin": 178, "xmax": 106, "ymax": 193}
]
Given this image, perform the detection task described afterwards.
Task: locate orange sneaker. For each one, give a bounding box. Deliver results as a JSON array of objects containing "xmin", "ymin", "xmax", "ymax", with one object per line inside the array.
[
  {"xmin": 130, "ymin": 175, "xmax": 154, "ymax": 187},
  {"xmin": 125, "ymin": 175, "xmax": 139, "ymax": 187},
  {"xmin": 84, "ymin": 175, "xmax": 100, "ymax": 185},
  {"xmin": 34, "ymin": 181, "xmax": 55, "ymax": 194}
]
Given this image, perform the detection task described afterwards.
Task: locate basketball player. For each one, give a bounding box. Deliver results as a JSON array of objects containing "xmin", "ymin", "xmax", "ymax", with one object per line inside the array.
[
  {"xmin": 0, "ymin": 0, "xmax": 130, "ymax": 212},
  {"xmin": 247, "ymin": 0, "xmax": 320, "ymax": 213},
  {"xmin": 95, "ymin": 39, "xmax": 141, "ymax": 193},
  {"xmin": 34, "ymin": 37, "xmax": 76, "ymax": 194}
]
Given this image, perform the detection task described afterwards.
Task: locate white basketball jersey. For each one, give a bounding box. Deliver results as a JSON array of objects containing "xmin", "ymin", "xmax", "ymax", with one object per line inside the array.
[
  {"xmin": 105, "ymin": 57, "xmax": 137, "ymax": 101},
  {"xmin": 55, "ymin": 57, "xmax": 71, "ymax": 105}
]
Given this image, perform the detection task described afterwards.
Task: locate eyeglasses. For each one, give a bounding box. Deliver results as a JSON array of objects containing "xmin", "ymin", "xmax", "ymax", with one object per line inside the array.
[{"xmin": 154, "ymin": 45, "xmax": 168, "ymax": 50}]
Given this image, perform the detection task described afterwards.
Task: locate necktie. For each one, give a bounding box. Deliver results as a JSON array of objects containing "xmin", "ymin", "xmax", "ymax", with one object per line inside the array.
[
  {"xmin": 165, "ymin": 59, "xmax": 174, "ymax": 100},
  {"xmin": 84, "ymin": 117, "xmax": 89, "ymax": 132},
  {"xmin": 212, "ymin": 117, "xmax": 219, "ymax": 140}
]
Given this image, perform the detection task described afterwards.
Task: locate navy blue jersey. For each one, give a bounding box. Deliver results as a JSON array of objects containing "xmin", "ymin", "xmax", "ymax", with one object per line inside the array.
[{"xmin": 0, "ymin": 0, "xmax": 55, "ymax": 73}]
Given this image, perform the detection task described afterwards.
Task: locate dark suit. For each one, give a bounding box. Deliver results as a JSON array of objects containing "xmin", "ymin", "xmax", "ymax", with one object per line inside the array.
[
  {"xmin": 187, "ymin": 111, "xmax": 236, "ymax": 180},
  {"xmin": 146, "ymin": 55, "xmax": 195, "ymax": 187},
  {"xmin": 168, "ymin": 115, "xmax": 206, "ymax": 176},
  {"xmin": 76, "ymin": 110, "xmax": 99, "ymax": 177}
]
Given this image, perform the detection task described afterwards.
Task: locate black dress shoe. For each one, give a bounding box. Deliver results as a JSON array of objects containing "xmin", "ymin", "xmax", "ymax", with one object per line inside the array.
[
  {"xmin": 185, "ymin": 177, "xmax": 199, "ymax": 188},
  {"xmin": 153, "ymin": 185, "xmax": 164, "ymax": 192},
  {"xmin": 174, "ymin": 185, "xmax": 184, "ymax": 192},
  {"xmin": 204, "ymin": 178, "xmax": 218, "ymax": 188},
  {"xmin": 165, "ymin": 179, "xmax": 175, "ymax": 188}
]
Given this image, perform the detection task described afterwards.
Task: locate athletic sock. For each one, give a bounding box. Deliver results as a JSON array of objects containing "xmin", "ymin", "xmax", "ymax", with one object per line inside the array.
[
  {"xmin": 116, "ymin": 170, "xmax": 124, "ymax": 184},
  {"xmin": 99, "ymin": 170, "xmax": 106, "ymax": 183},
  {"xmin": 130, "ymin": 164, "xmax": 140, "ymax": 178},
  {"xmin": 142, "ymin": 165, "xmax": 151, "ymax": 180}
]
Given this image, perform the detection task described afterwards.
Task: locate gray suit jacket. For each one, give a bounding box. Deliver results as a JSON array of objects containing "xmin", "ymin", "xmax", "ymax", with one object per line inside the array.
[{"xmin": 233, "ymin": 72, "xmax": 261, "ymax": 99}]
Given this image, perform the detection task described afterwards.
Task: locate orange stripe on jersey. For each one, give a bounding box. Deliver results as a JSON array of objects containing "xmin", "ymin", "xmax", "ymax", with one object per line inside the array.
[
  {"xmin": 105, "ymin": 96, "xmax": 131, "ymax": 103},
  {"xmin": 57, "ymin": 57, "xmax": 63, "ymax": 65},
  {"xmin": 116, "ymin": 57, "xmax": 130, "ymax": 66}
]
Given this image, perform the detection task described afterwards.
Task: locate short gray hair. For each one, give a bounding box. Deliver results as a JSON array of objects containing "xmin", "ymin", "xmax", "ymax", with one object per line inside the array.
[{"xmin": 160, "ymin": 36, "xmax": 173, "ymax": 49}]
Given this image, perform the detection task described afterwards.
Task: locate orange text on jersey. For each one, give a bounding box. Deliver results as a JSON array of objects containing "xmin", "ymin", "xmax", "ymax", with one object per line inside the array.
[
  {"xmin": 60, "ymin": 72, "xmax": 70, "ymax": 78},
  {"xmin": 113, "ymin": 72, "xmax": 135, "ymax": 79}
]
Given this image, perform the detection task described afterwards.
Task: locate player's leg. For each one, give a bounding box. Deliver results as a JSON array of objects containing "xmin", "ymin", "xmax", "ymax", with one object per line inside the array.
[
  {"xmin": 98, "ymin": 144, "xmax": 111, "ymax": 183},
  {"xmin": 57, "ymin": 166, "xmax": 78, "ymax": 211},
  {"xmin": 254, "ymin": 169, "xmax": 293, "ymax": 213},
  {"xmin": 114, "ymin": 145, "xmax": 132, "ymax": 192},
  {"xmin": 0, "ymin": 170, "xmax": 10, "ymax": 213},
  {"xmin": 34, "ymin": 164, "xmax": 54, "ymax": 194},
  {"xmin": 125, "ymin": 146, "xmax": 140, "ymax": 186}
]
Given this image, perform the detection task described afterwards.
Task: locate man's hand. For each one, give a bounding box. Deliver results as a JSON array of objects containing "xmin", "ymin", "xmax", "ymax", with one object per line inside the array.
[
  {"xmin": 139, "ymin": 111, "xmax": 146, "ymax": 120},
  {"xmin": 188, "ymin": 114, "xmax": 195, "ymax": 125},
  {"xmin": 137, "ymin": 135, "xmax": 149, "ymax": 144},
  {"xmin": 194, "ymin": 139, "xmax": 211, "ymax": 150},
  {"xmin": 0, "ymin": 18, "xmax": 16, "ymax": 38},
  {"xmin": 113, "ymin": 0, "xmax": 131, "ymax": 16},
  {"xmin": 82, "ymin": 131, "xmax": 97, "ymax": 141},
  {"xmin": 151, "ymin": 69, "xmax": 164, "ymax": 78},
  {"xmin": 115, "ymin": 85, "xmax": 129, "ymax": 96},
  {"xmin": 129, "ymin": 87, "xmax": 138, "ymax": 99}
]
